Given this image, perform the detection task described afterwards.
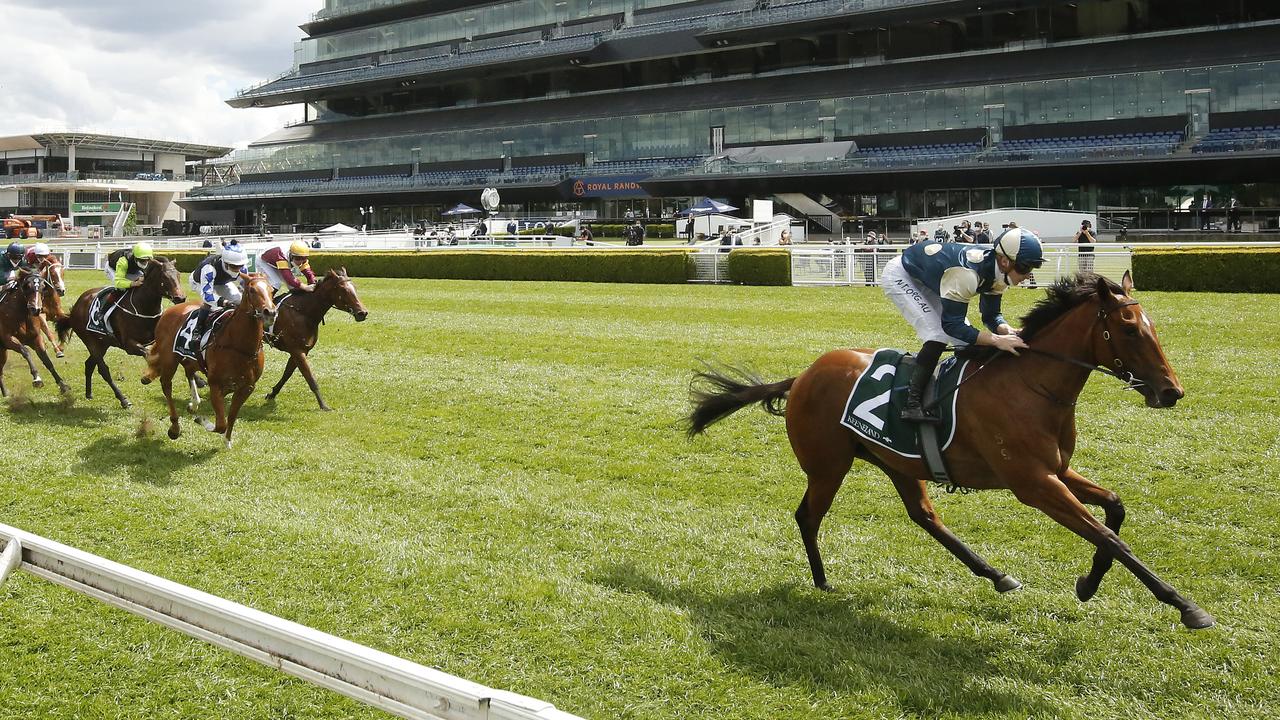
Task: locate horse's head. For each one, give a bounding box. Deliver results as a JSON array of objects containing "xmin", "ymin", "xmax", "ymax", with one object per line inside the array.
[
  {"xmin": 20, "ymin": 272, "xmax": 43, "ymax": 317},
  {"xmin": 240, "ymin": 273, "xmax": 278, "ymax": 326},
  {"xmin": 150, "ymin": 257, "xmax": 187, "ymax": 304},
  {"xmin": 325, "ymin": 267, "xmax": 368, "ymax": 322},
  {"xmin": 1093, "ymin": 271, "xmax": 1184, "ymax": 408},
  {"xmin": 44, "ymin": 261, "xmax": 66, "ymax": 297}
]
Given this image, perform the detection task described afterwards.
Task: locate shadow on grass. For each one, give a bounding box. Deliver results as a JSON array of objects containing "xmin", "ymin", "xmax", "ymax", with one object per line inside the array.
[
  {"xmin": 76, "ymin": 436, "xmax": 218, "ymax": 487},
  {"xmin": 4, "ymin": 394, "xmax": 113, "ymax": 428},
  {"xmin": 592, "ymin": 562, "xmax": 1068, "ymax": 717}
]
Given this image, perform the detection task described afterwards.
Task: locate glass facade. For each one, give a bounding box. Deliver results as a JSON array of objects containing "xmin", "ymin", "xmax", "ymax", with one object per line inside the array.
[
  {"xmin": 299, "ymin": 0, "xmax": 699, "ymax": 65},
  {"xmin": 236, "ymin": 60, "xmax": 1280, "ymax": 173}
]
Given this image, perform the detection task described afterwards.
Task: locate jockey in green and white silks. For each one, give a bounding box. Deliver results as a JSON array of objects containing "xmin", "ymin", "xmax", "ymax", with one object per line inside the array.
[{"xmin": 881, "ymin": 228, "xmax": 1045, "ymax": 423}]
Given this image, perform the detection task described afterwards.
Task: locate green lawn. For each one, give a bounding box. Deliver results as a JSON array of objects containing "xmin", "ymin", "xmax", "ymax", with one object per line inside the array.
[{"xmin": 1, "ymin": 271, "xmax": 1277, "ymax": 719}]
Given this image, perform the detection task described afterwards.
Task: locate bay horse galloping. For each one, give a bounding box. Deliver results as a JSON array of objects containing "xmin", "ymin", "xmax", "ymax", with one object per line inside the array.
[
  {"xmin": 0, "ymin": 272, "xmax": 69, "ymax": 396},
  {"xmin": 58, "ymin": 257, "xmax": 186, "ymax": 408},
  {"xmin": 687, "ymin": 272, "xmax": 1214, "ymax": 630},
  {"xmin": 264, "ymin": 267, "xmax": 369, "ymax": 410},
  {"xmin": 142, "ymin": 274, "xmax": 276, "ymax": 449}
]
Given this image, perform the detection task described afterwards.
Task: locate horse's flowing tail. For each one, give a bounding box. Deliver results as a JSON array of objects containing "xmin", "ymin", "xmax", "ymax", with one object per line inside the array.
[
  {"xmin": 685, "ymin": 365, "xmax": 795, "ymax": 437},
  {"xmin": 55, "ymin": 315, "xmax": 74, "ymax": 345}
]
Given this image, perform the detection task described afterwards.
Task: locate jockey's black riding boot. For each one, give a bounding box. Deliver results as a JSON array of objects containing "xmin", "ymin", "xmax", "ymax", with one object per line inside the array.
[
  {"xmin": 194, "ymin": 305, "xmax": 213, "ymax": 338},
  {"xmin": 901, "ymin": 340, "xmax": 946, "ymax": 424}
]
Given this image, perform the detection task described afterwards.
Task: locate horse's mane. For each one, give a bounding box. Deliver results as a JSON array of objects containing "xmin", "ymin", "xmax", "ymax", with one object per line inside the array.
[{"xmin": 1019, "ymin": 273, "xmax": 1124, "ymax": 341}]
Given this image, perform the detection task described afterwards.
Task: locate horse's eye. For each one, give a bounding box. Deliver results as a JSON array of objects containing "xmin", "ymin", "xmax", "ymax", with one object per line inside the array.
[{"xmin": 1124, "ymin": 326, "xmax": 1140, "ymax": 337}]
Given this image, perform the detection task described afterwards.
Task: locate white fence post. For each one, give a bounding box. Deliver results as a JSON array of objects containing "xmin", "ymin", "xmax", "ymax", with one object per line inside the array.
[{"xmin": 0, "ymin": 525, "xmax": 584, "ymax": 720}]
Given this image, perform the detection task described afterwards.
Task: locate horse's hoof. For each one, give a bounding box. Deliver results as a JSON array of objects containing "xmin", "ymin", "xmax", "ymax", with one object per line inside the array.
[
  {"xmin": 32, "ymin": 379, "xmax": 44, "ymax": 389},
  {"xmin": 198, "ymin": 418, "xmax": 216, "ymax": 432},
  {"xmin": 224, "ymin": 438, "xmax": 233, "ymax": 450},
  {"xmin": 188, "ymin": 403, "xmax": 199, "ymax": 413},
  {"xmin": 59, "ymin": 384, "xmax": 70, "ymax": 395},
  {"xmin": 120, "ymin": 400, "xmax": 132, "ymax": 410},
  {"xmin": 319, "ymin": 404, "xmax": 333, "ymax": 412},
  {"xmin": 265, "ymin": 393, "xmax": 276, "ymax": 402},
  {"xmin": 55, "ymin": 351, "xmax": 64, "ymax": 359},
  {"xmin": 814, "ymin": 582, "xmax": 834, "ymax": 593},
  {"xmin": 167, "ymin": 426, "xmax": 180, "ymax": 440},
  {"xmin": 1181, "ymin": 607, "xmax": 1216, "ymax": 630},
  {"xmin": 994, "ymin": 575, "xmax": 1023, "ymax": 593},
  {"xmin": 1075, "ymin": 575, "xmax": 1099, "ymax": 602},
  {"xmin": 194, "ymin": 376, "xmax": 207, "ymax": 389},
  {"xmin": 140, "ymin": 377, "xmax": 152, "ymax": 386}
]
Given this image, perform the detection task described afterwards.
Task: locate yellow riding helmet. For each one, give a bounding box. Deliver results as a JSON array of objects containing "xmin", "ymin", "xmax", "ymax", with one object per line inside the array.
[
  {"xmin": 132, "ymin": 242, "xmax": 154, "ymax": 260},
  {"xmin": 289, "ymin": 240, "xmax": 311, "ymax": 258}
]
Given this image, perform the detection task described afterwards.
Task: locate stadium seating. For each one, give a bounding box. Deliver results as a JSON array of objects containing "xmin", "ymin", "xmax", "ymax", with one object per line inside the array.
[
  {"xmin": 1192, "ymin": 125, "xmax": 1280, "ymax": 153},
  {"xmin": 991, "ymin": 131, "xmax": 1182, "ymax": 158}
]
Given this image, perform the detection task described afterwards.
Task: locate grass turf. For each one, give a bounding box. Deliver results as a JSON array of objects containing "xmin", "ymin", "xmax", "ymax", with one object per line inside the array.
[{"xmin": 0, "ymin": 271, "xmax": 1277, "ymax": 719}]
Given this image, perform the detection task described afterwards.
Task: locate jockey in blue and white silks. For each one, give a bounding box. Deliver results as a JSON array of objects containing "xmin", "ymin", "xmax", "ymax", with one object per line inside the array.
[
  {"xmin": 191, "ymin": 245, "xmax": 247, "ymax": 308},
  {"xmin": 881, "ymin": 228, "xmax": 1044, "ymax": 423}
]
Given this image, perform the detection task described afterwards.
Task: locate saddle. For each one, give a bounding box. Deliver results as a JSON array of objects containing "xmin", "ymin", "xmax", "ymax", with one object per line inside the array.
[
  {"xmin": 174, "ymin": 306, "xmax": 233, "ymax": 364},
  {"xmin": 87, "ymin": 287, "xmax": 124, "ymax": 336},
  {"xmin": 840, "ymin": 349, "xmax": 971, "ymax": 473}
]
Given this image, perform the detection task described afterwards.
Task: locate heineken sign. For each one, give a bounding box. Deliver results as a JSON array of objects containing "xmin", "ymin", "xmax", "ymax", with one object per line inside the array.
[{"xmin": 72, "ymin": 202, "xmax": 123, "ymax": 214}]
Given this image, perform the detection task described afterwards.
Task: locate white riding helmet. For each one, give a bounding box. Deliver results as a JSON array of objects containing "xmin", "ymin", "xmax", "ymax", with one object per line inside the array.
[
  {"xmin": 221, "ymin": 247, "xmax": 248, "ymax": 274},
  {"xmin": 32, "ymin": 243, "xmax": 51, "ymax": 256}
]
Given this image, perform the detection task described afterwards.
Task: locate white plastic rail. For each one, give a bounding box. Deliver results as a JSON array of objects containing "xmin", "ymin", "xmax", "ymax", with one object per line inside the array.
[{"xmin": 0, "ymin": 524, "xmax": 584, "ymax": 720}]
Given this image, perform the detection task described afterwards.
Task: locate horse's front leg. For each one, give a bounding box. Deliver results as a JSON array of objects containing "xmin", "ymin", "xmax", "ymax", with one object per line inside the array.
[
  {"xmin": 223, "ymin": 385, "xmax": 254, "ymax": 449},
  {"xmin": 3, "ymin": 335, "xmax": 42, "ymax": 388},
  {"xmin": 1059, "ymin": 468, "xmax": 1125, "ymax": 602},
  {"xmin": 31, "ymin": 342, "xmax": 69, "ymax": 394},
  {"xmin": 1010, "ymin": 471, "xmax": 1214, "ymax": 630},
  {"xmin": 890, "ymin": 474, "xmax": 1022, "ymax": 593},
  {"xmin": 37, "ymin": 316, "xmax": 62, "ymax": 357},
  {"xmin": 293, "ymin": 352, "xmax": 331, "ymax": 411},
  {"xmin": 0, "ymin": 347, "xmax": 8, "ymax": 397},
  {"xmin": 265, "ymin": 353, "xmax": 298, "ymax": 402},
  {"xmin": 201, "ymin": 382, "xmax": 224, "ymax": 435}
]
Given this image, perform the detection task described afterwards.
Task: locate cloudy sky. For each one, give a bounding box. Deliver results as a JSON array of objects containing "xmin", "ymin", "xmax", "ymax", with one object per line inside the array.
[{"xmin": 0, "ymin": 0, "xmax": 319, "ymax": 149}]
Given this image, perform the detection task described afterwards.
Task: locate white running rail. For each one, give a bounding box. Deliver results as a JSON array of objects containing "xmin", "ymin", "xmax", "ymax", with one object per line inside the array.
[{"xmin": 0, "ymin": 525, "xmax": 584, "ymax": 720}]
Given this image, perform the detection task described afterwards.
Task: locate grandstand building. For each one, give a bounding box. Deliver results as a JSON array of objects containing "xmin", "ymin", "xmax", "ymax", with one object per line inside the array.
[
  {"xmin": 2, "ymin": 133, "xmax": 231, "ymax": 235},
  {"xmin": 186, "ymin": 0, "xmax": 1280, "ymax": 234}
]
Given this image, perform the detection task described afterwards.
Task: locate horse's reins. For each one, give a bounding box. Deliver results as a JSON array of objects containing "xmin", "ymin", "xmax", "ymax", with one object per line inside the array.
[{"xmin": 927, "ymin": 299, "xmax": 1147, "ymax": 409}]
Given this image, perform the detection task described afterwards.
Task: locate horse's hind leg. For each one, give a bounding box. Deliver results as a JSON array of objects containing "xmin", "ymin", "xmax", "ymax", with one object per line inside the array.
[
  {"xmin": 5, "ymin": 337, "xmax": 42, "ymax": 388},
  {"xmin": 0, "ymin": 347, "xmax": 7, "ymax": 397},
  {"xmin": 1060, "ymin": 468, "xmax": 1125, "ymax": 602},
  {"xmin": 795, "ymin": 474, "xmax": 847, "ymax": 591},
  {"xmin": 32, "ymin": 343, "xmax": 69, "ymax": 394},
  {"xmin": 84, "ymin": 356, "xmax": 96, "ymax": 398},
  {"xmin": 888, "ymin": 474, "xmax": 1021, "ymax": 593},
  {"xmin": 1011, "ymin": 473, "xmax": 1214, "ymax": 630}
]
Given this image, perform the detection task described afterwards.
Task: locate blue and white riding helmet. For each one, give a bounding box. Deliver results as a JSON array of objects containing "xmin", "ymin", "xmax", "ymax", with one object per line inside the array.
[
  {"xmin": 5, "ymin": 241, "xmax": 23, "ymax": 258},
  {"xmin": 993, "ymin": 228, "xmax": 1044, "ymax": 271}
]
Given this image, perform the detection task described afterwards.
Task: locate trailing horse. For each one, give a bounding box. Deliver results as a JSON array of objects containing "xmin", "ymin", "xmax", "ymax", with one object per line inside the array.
[
  {"xmin": 686, "ymin": 272, "xmax": 1215, "ymax": 630},
  {"xmin": 58, "ymin": 257, "xmax": 186, "ymax": 408},
  {"xmin": 0, "ymin": 272, "xmax": 69, "ymax": 397},
  {"xmin": 264, "ymin": 268, "xmax": 369, "ymax": 410},
  {"xmin": 35, "ymin": 261, "xmax": 68, "ymax": 357},
  {"xmin": 141, "ymin": 274, "xmax": 276, "ymax": 449}
]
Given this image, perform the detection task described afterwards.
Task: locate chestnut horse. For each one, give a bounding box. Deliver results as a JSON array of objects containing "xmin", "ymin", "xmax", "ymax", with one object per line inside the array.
[
  {"xmin": 0, "ymin": 272, "xmax": 69, "ymax": 396},
  {"xmin": 34, "ymin": 261, "xmax": 68, "ymax": 357},
  {"xmin": 687, "ymin": 272, "xmax": 1214, "ymax": 630},
  {"xmin": 141, "ymin": 274, "xmax": 276, "ymax": 448},
  {"xmin": 264, "ymin": 268, "xmax": 369, "ymax": 410},
  {"xmin": 58, "ymin": 257, "xmax": 187, "ymax": 408}
]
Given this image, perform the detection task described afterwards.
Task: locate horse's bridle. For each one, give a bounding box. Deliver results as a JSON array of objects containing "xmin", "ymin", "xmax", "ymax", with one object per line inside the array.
[{"xmin": 1026, "ymin": 299, "xmax": 1147, "ymax": 392}]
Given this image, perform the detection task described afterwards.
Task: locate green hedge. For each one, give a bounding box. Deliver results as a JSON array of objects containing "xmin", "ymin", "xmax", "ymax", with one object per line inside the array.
[
  {"xmin": 163, "ymin": 251, "xmax": 211, "ymax": 274},
  {"xmin": 290, "ymin": 250, "xmax": 694, "ymax": 283},
  {"xmin": 1132, "ymin": 248, "xmax": 1280, "ymax": 293},
  {"xmin": 726, "ymin": 248, "xmax": 792, "ymax": 286}
]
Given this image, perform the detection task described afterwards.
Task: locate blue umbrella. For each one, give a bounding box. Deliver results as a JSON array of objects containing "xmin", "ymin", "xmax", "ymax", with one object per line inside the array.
[{"xmin": 443, "ymin": 203, "xmax": 482, "ymax": 216}]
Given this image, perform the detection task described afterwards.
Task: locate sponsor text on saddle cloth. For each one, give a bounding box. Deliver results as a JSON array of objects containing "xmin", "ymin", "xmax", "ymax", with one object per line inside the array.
[
  {"xmin": 174, "ymin": 306, "xmax": 233, "ymax": 363},
  {"xmin": 840, "ymin": 348, "xmax": 968, "ymax": 457}
]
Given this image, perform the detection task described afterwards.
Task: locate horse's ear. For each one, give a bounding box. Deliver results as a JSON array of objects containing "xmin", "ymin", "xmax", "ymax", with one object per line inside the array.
[
  {"xmin": 1121, "ymin": 270, "xmax": 1134, "ymax": 295},
  {"xmin": 1095, "ymin": 274, "xmax": 1120, "ymax": 307}
]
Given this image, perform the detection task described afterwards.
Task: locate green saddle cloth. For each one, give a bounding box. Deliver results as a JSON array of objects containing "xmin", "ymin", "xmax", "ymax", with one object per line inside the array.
[{"xmin": 839, "ymin": 348, "xmax": 969, "ymax": 459}]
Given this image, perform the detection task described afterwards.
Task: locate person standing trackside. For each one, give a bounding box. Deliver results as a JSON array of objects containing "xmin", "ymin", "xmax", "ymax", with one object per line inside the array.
[
  {"xmin": 684, "ymin": 216, "xmax": 695, "ymax": 241},
  {"xmin": 1075, "ymin": 220, "xmax": 1096, "ymax": 274}
]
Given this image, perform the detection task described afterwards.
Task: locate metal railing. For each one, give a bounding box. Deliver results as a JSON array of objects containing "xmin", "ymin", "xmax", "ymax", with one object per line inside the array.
[
  {"xmin": 0, "ymin": 171, "xmax": 200, "ymax": 185},
  {"xmin": 0, "ymin": 525, "xmax": 582, "ymax": 720}
]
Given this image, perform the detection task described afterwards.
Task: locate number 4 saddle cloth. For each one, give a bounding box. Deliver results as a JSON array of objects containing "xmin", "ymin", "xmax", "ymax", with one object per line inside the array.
[{"xmin": 839, "ymin": 348, "xmax": 970, "ymax": 459}]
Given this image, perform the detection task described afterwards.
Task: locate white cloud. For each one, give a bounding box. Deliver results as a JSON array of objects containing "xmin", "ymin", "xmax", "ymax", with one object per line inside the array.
[{"xmin": 0, "ymin": 0, "xmax": 319, "ymax": 150}]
